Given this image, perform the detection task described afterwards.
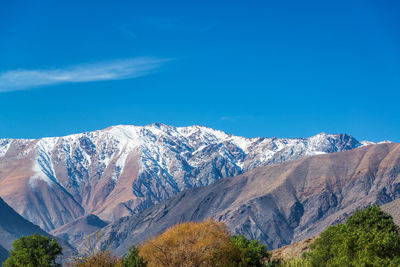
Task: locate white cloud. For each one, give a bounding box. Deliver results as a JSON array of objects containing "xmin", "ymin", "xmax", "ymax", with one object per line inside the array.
[{"xmin": 0, "ymin": 57, "xmax": 168, "ymax": 92}]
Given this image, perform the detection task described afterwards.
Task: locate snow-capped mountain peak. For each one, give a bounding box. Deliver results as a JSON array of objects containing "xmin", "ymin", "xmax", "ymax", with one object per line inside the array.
[{"xmin": 0, "ymin": 124, "xmax": 373, "ymax": 231}]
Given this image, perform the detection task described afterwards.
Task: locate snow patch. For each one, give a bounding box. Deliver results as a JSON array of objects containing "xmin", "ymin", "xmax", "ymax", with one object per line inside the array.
[
  {"xmin": 29, "ymin": 160, "xmax": 54, "ymax": 188},
  {"xmin": 0, "ymin": 139, "xmax": 11, "ymax": 158},
  {"xmin": 360, "ymin": 141, "xmax": 376, "ymax": 146}
]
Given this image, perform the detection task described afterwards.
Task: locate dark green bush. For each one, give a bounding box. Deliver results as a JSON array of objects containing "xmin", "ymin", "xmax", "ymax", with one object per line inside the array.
[
  {"xmin": 122, "ymin": 246, "xmax": 147, "ymax": 267},
  {"xmin": 306, "ymin": 205, "xmax": 400, "ymax": 266},
  {"xmin": 231, "ymin": 234, "xmax": 270, "ymax": 266},
  {"xmin": 3, "ymin": 233, "xmax": 62, "ymax": 267}
]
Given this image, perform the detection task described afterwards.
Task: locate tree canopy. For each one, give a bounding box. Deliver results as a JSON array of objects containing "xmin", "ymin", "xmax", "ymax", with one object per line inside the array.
[
  {"xmin": 139, "ymin": 218, "xmax": 270, "ymax": 267},
  {"xmin": 139, "ymin": 219, "xmax": 234, "ymax": 266},
  {"xmin": 306, "ymin": 205, "xmax": 400, "ymax": 267},
  {"xmin": 3, "ymin": 233, "xmax": 62, "ymax": 267},
  {"xmin": 231, "ymin": 234, "xmax": 270, "ymax": 266},
  {"xmin": 122, "ymin": 246, "xmax": 147, "ymax": 267}
]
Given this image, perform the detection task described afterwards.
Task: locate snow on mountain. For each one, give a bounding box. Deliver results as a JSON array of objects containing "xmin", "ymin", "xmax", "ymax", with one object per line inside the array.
[{"xmin": 0, "ymin": 123, "xmax": 365, "ymax": 231}]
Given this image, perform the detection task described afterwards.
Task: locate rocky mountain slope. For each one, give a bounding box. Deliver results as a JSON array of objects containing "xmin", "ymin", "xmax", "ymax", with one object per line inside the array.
[
  {"xmin": 270, "ymin": 236, "xmax": 317, "ymax": 261},
  {"xmin": 50, "ymin": 214, "xmax": 108, "ymax": 248},
  {"xmin": 95, "ymin": 143, "xmax": 400, "ymax": 253},
  {"xmin": 0, "ymin": 124, "xmax": 363, "ymax": 232},
  {"xmin": 382, "ymin": 198, "xmax": 400, "ymax": 226},
  {"xmin": 0, "ymin": 197, "xmax": 49, "ymax": 251},
  {"xmin": 0, "ymin": 245, "xmax": 7, "ymax": 266},
  {"xmin": 0, "ymin": 197, "xmax": 75, "ymax": 265}
]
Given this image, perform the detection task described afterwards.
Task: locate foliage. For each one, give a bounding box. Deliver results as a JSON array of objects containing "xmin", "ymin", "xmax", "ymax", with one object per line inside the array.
[
  {"xmin": 66, "ymin": 231, "xmax": 123, "ymax": 267},
  {"xmin": 81, "ymin": 231, "xmax": 109, "ymax": 258},
  {"xmin": 3, "ymin": 233, "xmax": 62, "ymax": 267},
  {"xmin": 139, "ymin": 219, "xmax": 239, "ymax": 267},
  {"xmin": 230, "ymin": 234, "xmax": 270, "ymax": 266},
  {"xmin": 305, "ymin": 205, "xmax": 400, "ymax": 266},
  {"xmin": 122, "ymin": 246, "xmax": 147, "ymax": 267},
  {"xmin": 67, "ymin": 245, "xmax": 147, "ymax": 267},
  {"xmin": 66, "ymin": 250, "xmax": 122, "ymax": 267},
  {"xmin": 267, "ymin": 257, "xmax": 311, "ymax": 267}
]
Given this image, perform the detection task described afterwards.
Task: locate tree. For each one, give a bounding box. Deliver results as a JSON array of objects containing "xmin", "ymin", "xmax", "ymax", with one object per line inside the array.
[
  {"xmin": 66, "ymin": 231, "xmax": 123, "ymax": 267},
  {"xmin": 3, "ymin": 233, "xmax": 62, "ymax": 267},
  {"xmin": 231, "ymin": 234, "xmax": 270, "ymax": 266},
  {"xmin": 66, "ymin": 250, "xmax": 122, "ymax": 267},
  {"xmin": 139, "ymin": 219, "xmax": 238, "ymax": 267},
  {"xmin": 122, "ymin": 246, "xmax": 147, "ymax": 267},
  {"xmin": 306, "ymin": 205, "xmax": 400, "ymax": 266}
]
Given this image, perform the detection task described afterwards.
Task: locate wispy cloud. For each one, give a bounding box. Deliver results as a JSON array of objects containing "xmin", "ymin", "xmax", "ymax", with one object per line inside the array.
[{"xmin": 0, "ymin": 57, "xmax": 169, "ymax": 92}]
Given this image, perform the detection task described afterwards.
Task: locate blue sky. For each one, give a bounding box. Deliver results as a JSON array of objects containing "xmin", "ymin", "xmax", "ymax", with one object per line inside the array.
[{"xmin": 0, "ymin": 0, "xmax": 399, "ymax": 142}]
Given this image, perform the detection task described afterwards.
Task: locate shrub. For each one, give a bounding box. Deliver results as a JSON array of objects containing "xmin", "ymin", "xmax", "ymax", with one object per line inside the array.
[
  {"xmin": 231, "ymin": 234, "xmax": 270, "ymax": 266},
  {"xmin": 122, "ymin": 246, "xmax": 147, "ymax": 267},
  {"xmin": 66, "ymin": 231, "xmax": 123, "ymax": 267},
  {"xmin": 66, "ymin": 250, "xmax": 122, "ymax": 267}
]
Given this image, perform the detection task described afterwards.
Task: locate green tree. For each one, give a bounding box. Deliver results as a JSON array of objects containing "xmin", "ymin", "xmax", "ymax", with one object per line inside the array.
[
  {"xmin": 3, "ymin": 233, "xmax": 62, "ymax": 267},
  {"xmin": 122, "ymin": 246, "xmax": 147, "ymax": 267},
  {"xmin": 306, "ymin": 205, "xmax": 400, "ymax": 267},
  {"xmin": 231, "ymin": 234, "xmax": 270, "ymax": 266}
]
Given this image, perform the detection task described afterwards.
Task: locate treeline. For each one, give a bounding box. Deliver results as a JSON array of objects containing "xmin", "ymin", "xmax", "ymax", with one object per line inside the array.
[
  {"xmin": 3, "ymin": 205, "xmax": 400, "ymax": 266},
  {"xmin": 2, "ymin": 219, "xmax": 269, "ymax": 267}
]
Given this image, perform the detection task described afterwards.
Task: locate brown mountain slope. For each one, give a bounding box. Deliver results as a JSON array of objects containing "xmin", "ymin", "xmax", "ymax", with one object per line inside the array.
[
  {"xmin": 50, "ymin": 214, "xmax": 108, "ymax": 248},
  {"xmin": 0, "ymin": 141, "xmax": 85, "ymax": 231},
  {"xmin": 96, "ymin": 143, "xmax": 400, "ymax": 253},
  {"xmin": 382, "ymin": 198, "xmax": 400, "ymax": 226},
  {"xmin": 270, "ymin": 236, "xmax": 317, "ymax": 261}
]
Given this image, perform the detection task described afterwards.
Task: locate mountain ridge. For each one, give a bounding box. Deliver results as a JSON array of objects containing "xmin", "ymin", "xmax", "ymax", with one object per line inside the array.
[{"xmin": 0, "ymin": 124, "xmax": 372, "ymax": 233}]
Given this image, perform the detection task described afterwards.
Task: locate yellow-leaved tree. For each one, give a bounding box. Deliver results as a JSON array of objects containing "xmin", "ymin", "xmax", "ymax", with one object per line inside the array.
[{"xmin": 139, "ymin": 219, "xmax": 237, "ymax": 267}]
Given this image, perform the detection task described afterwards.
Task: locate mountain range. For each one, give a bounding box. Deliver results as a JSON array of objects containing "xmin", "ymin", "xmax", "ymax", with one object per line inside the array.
[
  {"xmin": 95, "ymin": 142, "xmax": 400, "ymax": 252},
  {"xmin": 0, "ymin": 124, "xmax": 364, "ymax": 234}
]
